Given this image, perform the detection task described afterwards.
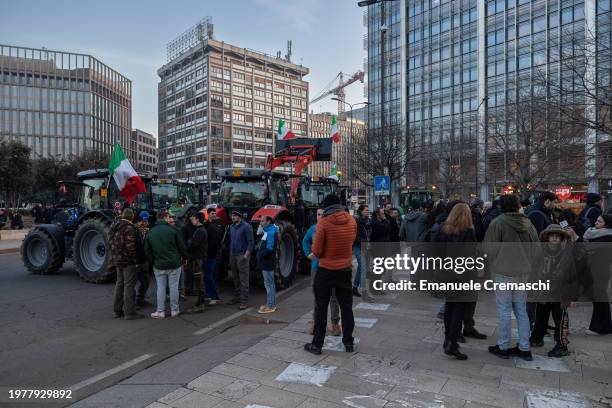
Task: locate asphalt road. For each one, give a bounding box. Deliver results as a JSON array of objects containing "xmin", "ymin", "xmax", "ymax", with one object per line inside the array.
[{"xmin": 0, "ymin": 252, "xmax": 305, "ymax": 405}]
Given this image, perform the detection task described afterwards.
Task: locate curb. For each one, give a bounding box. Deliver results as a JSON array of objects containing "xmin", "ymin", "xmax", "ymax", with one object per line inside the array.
[{"xmin": 0, "ymin": 248, "xmax": 19, "ymax": 254}]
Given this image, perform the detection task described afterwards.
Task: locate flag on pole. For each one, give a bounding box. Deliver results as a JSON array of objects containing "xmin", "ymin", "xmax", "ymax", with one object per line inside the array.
[
  {"xmin": 330, "ymin": 115, "xmax": 340, "ymax": 143},
  {"xmin": 277, "ymin": 118, "xmax": 295, "ymax": 140},
  {"xmin": 109, "ymin": 144, "xmax": 146, "ymax": 204}
]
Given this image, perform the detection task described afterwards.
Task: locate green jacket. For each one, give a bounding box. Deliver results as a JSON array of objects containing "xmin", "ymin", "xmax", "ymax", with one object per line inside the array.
[
  {"xmin": 483, "ymin": 212, "xmax": 540, "ymax": 278},
  {"xmin": 144, "ymin": 221, "xmax": 188, "ymax": 270}
]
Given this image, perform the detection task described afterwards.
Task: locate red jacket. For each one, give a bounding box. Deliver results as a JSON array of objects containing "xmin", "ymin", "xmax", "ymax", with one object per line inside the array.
[{"xmin": 312, "ymin": 207, "xmax": 357, "ymax": 270}]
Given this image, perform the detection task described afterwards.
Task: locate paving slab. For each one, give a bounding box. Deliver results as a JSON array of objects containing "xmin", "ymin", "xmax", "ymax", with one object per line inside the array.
[
  {"xmin": 513, "ymin": 355, "xmax": 571, "ymax": 373},
  {"xmin": 354, "ymin": 317, "xmax": 378, "ymax": 328},
  {"xmin": 355, "ymin": 303, "xmax": 390, "ymax": 311},
  {"xmin": 275, "ymin": 362, "xmax": 336, "ymax": 387},
  {"xmin": 240, "ymin": 385, "xmax": 308, "ymax": 408},
  {"xmin": 524, "ymin": 391, "xmax": 592, "ymax": 408}
]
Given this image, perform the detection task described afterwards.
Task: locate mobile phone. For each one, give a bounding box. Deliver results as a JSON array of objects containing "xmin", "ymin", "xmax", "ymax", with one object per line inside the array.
[{"xmin": 560, "ymin": 220, "xmax": 569, "ymax": 228}]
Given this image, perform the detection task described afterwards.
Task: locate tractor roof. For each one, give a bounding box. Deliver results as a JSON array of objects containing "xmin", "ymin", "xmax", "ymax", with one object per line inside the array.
[
  {"xmin": 77, "ymin": 169, "xmax": 110, "ymax": 180},
  {"xmin": 217, "ymin": 168, "xmax": 289, "ymax": 180}
]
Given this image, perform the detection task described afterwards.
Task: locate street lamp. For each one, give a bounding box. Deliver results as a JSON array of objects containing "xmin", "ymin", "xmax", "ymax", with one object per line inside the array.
[{"xmin": 331, "ymin": 98, "xmax": 369, "ymax": 191}]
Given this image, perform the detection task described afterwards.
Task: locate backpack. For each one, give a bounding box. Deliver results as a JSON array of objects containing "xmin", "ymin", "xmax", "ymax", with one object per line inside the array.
[
  {"xmin": 110, "ymin": 220, "xmax": 144, "ymax": 264},
  {"xmin": 579, "ymin": 207, "xmax": 596, "ymax": 230}
]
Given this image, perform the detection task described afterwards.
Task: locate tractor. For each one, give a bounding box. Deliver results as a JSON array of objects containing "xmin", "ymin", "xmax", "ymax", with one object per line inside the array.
[
  {"xmin": 21, "ymin": 169, "xmax": 199, "ymax": 283},
  {"xmin": 216, "ymin": 168, "xmax": 299, "ymax": 289}
]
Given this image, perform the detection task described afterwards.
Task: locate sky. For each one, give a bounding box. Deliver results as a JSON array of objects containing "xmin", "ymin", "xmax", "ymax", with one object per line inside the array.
[{"xmin": 1, "ymin": 0, "xmax": 367, "ymax": 139}]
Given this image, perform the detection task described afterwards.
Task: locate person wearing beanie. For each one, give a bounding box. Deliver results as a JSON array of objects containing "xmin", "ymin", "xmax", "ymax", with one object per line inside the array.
[
  {"xmin": 578, "ymin": 193, "xmax": 603, "ymax": 232},
  {"xmin": 109, "ymin": 207, "xmax": 145, "ymax": 320},
  {"xmin": 135, "ymin": 211, "xmax": 153, "ymax": 307},
  {"xmin": 304, "ymin": 194, "xmax": 357, "ymax": 356}
]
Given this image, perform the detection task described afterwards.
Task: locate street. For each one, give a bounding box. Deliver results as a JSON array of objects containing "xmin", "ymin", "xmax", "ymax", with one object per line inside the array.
[{"xmin": 0, "ymin": 252, "xmax": 307, "ymax": 406}]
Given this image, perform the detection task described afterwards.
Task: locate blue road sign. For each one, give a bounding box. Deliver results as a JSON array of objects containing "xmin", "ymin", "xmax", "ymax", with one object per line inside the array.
[{"xmin": 374, "ymin": 175, "xmax": 390, "ymax": 196}]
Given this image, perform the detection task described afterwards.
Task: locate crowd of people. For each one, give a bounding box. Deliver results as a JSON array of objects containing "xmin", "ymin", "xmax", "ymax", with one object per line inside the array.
[{"xmin": 107, "ymin": 190, "xmax": 612, "ymax": 364}]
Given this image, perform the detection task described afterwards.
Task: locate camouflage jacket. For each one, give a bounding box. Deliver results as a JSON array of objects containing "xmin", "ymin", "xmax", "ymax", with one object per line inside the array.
[{"xmin": 109, "ymin": 219, "xmax": 143, "ymax": 266}]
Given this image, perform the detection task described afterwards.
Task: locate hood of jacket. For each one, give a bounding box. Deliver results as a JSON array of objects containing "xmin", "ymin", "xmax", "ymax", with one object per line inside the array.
[
  {"xmin": 584, "ymin": 227, "xmax": 612, "ymax": 241},
  {"xmin": 496, "ymin": 212, "xmax": 534, "ymax": 232},
  {"xmin": 325, "ymin": 208, "xmax": 352, "ymax": 225},
  {"xmin": 323, "ymin": 204, "xmax": 346, "ymax": 217},
  {"xmin": 405, "ymin": 211, "xmax": 424, "ymax": 222}
]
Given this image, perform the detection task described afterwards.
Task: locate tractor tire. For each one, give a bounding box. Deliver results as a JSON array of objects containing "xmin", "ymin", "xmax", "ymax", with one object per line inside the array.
[
  {"xmin": 73, "ymin": 218, "xmax": 115, "ymax": 283},
  {"xmin": 275, "ymin": 220, "xmax": 298, "ymax": 289},
  {"xmin": 21, "ymin": 228, "xmax": 64, "ymax": 275}
]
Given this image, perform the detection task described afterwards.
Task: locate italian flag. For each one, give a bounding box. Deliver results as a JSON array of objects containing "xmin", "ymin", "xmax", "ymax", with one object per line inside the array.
[
  {"xmin": 109, "ymin": 144, "xmax": 146, "ymax": 204},
  {"xmin": 277, "ymin": 119, "xmax": 295, "ymax": 140},
  {"xmin": 330, "ymin": 115, "xmax": 340, "ymax": 143}
]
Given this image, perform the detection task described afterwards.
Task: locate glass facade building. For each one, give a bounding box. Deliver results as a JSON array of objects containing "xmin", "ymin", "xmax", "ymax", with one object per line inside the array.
[
  {"xmin": 365, "ymin": 0, "xmax": 611, "ymax": 199},
  {"xmin": 157, "ymin": 38, "xmax": 309, "ymax": 186},
  {"xmin": 0, "ymin": 45, "xmax": 132, "ymax": 158}
]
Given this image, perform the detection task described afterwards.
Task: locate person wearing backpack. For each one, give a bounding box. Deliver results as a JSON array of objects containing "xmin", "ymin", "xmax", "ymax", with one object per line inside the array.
[
  {"xmin": 110, "ymin": 208, "xmax": 145, "ymax": 320},
  {"xmin": 578, "ymin": 193, "xmax": 603, "ymax": 233}
]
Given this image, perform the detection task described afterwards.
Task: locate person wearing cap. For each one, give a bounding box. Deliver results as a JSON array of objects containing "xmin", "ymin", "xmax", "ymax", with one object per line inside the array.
[
  {"xmin": 579, "ymin": 193, "xmax": 603, "ymax": 232},
  {"xmin": 134, "ymin": 211, "xmax": 152, "ymax": 307},
  {"xmin": 228, "ymin": 210, "xmax": 254, "ymax": 309},
  {"xmin": 304, "ymin": 194, "xmax": 357, "ymax": 355},
  {"xmin": 530, "ymin": 224, "xmax": 581, "ymax": 357},
  {"xmin": 145, "ymin": 209, "xmax": 189, "ymax": 318},
  {"xmin": 110, "ymin": 208, "xmax": 145, "ymax": 320}
]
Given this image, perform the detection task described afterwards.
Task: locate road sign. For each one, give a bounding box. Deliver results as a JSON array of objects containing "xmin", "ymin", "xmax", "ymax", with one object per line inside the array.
[{"xmin": 374, "ymin": 175, "xmax": 390, "ymax": 196}]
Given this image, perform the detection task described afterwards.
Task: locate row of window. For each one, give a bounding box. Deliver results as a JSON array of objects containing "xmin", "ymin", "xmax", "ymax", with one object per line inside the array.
[{"xmin": 0, "ymin": 110, "xmax": 91, "ymax": 138}]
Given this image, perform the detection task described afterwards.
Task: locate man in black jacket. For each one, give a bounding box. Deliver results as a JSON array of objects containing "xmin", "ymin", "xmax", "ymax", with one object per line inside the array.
[
  {"xmin": 579, "ymin": 193, "xmax": 603, "ymax": 231},
  {"xmin": 186, "ymin": 212, "xmax": 208, "ymax": 313},
  {"xmin": 204, "ymin": 208, "xmax": 224, "ymax": 304},
  {"xmin": 527, "ymin": 191, "xmax": 557, "ymax": 235}
]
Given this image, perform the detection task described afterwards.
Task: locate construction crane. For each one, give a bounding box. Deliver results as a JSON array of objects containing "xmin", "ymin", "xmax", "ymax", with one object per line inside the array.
[{"xmin": 309, "ymin": 71, "xmax": 365, "ymax": 114}]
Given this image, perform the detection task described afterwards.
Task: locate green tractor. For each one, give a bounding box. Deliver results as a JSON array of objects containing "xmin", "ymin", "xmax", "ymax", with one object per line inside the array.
[{"xmin": 21, "ymin": 169, "xmax": 199, "ymax": 283}]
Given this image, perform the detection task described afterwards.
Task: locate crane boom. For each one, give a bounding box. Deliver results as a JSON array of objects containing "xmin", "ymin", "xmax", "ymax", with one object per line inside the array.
[{"xmin": 310, "ymin": 70, "xmax": 365, "ymax": 113}]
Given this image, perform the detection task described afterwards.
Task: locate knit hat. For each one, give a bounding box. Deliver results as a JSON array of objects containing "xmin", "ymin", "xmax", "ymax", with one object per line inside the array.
[
  {"xmin": 586, "ymin": 193, "xmax": 602, "ymax": 205},
  {"xmin": 321, "ymin": 194, "xmax": 341, "ymax": 208},
  {"xmin": 539, "ymin": 224, "xmax": 572, "ymax": 241},
  {"xmin": 139, "ymin": 211, "xmax": 150, "ymax": 221},
  {"xmin": 122, "ymin": 208, "xmax": 134, "ymax": 221}
]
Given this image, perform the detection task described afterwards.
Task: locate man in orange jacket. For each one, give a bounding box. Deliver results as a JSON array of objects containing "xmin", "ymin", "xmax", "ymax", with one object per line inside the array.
[{"xmin": 304, "ymin": 194, "xmax": 357, "ymax": 355}]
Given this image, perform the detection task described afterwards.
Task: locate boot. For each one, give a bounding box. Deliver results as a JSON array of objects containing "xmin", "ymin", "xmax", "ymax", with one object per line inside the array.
[{"xmin": 331, "ymin": 322, "xmax": 342, "ymax": 336}]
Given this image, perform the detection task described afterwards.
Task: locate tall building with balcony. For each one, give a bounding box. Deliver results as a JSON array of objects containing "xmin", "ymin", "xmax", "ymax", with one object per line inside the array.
[
  {"xmin": 157, "ymin": 22, "xmax": 309, "ymax": 188},
  {"xmin": 130, "ymin": 129, "xmax": 157, "ymax": 174},
  {"xmin": 364, "ymin": 0, "xmax": 611, "ymax": 199},
  {"xmin": 0, "ymin": 44, "xmax": 132, "ymax": 158}
]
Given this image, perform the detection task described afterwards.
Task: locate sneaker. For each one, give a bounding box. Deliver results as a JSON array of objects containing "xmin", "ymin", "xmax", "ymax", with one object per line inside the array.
[
  {"xmin": 530, "ymin": 339, "xmax": 544, "ymax": 347},
  {"xmin": 585, "ymin": 329, "xmax": 601, "ymax": 336},
  {"xmin": 113, "ymin": 311, "xmax": 124, "ymax": 318},
  {"xmin": 124, "ymin": 313, "xmax": 145, "ymax": 320},
  {"xmin": 171, "ymin": 311, "xmax": 180, "ymax": 318},
  {"xmin": 304, "ymin": 343, "xmax": 322, "ymax": 355},
  {"xmin": 258, "ymin": 305, "xmax": 276, "ymax": 314},
  {"xmin": 463, "ymin": 329, "xmax": 487, "ymax": 340},
  {"xmin": 508, "ymin": 346, "xmax": 533, "ymax": 361},
  {"xmin": 208, "ymin": 299, "xmax": 220, "ymax": 305},
  {"xmin": 488, "ymin": 345, "xmax": 510, "ymax": 359},
  {"xmin": 548, "ymin": 344, "xmax": 569, "ymax": 358},
  {"xmin": 331, "ymin": 323, "xmax": 342, "ymax": 337},
  {"xmin": 151, "ymin": 311, "xmax": 165, "ymax": 319},
  {"xmin": 352, "ymin": 287, "xmax": 362, "ymax": 297},
  {"xmin": 239, "ymin": 303, "xmax": 248, "ymax": 310}
]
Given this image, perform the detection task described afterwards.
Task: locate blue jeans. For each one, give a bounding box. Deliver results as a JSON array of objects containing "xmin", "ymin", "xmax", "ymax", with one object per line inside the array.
[
  {"xmin": 352, "ymin": 245, "xmax": 365, "ymax": 288},
  {"xmin": 495, "ymin": 274, "xmax": 530, "ymax": 351},
  {"xmin": 154, "ymin": 267, "xmax": 182, "ymax": 313},
  {"xmin": 262, "ymin": 269, "xmax": 276, "ymax": 307},
  {"xmin": 204, "ymin": 258, "xmax": 220, "ymax": 300}
]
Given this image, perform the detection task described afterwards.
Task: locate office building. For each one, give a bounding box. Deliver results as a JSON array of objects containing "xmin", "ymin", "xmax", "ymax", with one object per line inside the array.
[
  {"xmin": 308, "ymin": 110, "xmax": 367, "ymax": 192},
  {"xmin": 364, "ymin": 0, "xmax": 612, "ymax": 199},
  {"xmin": 130, "ymin": 129, "xmax": 157, "ymax": 174},
  {"xmin": 157, "ymin": 19, "xmax": 310, "ymax": 187},
  {"xmin": 0, "ymin": 44, "xmax": 132, "ymax": 158}
]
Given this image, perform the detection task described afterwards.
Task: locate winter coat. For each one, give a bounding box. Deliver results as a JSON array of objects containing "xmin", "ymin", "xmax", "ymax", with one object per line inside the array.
[
  {"xmin": 472, "ymin": 209, "xmax": 484, "ymax": 242},
  {"xmin": 527, "ymin": 202, "xmax": 553, "ymax": 234},
  {"xmin": 483, "ymin": 212, "xmax": 540, "ymax": 278},
  {"xmin": 370, "ymin": 217, "xmax": 391, "ymax": 243},
  {"xmin": 257, "ymin": 223, "xmax": 278, "ymax": 271},
  {"xmin": 144, "ymin": 220, "xmax": 188, "ymax": 270},
  {"xmin": 302, "ymin": 224, "xmax": 319, "ymax": 272},
  {"xmin": 579, "ymin": 205, "xmax": 602, "ymax": 230},
  {"xmin": 581, "ymin": 227, "xmax": 612, "ymax": 302},
  {"xmin": 354, "ymin": 216, "xmax": 371, "ymax": 245},
  {"xmin": 481, "ymin": 207, "xmax": 501, "ymax": 234},
  {"xmin": 431, "ymin": 227, "xmax": 478, "ymax": 299},
  {"xmin": 205, "ymin": 220, "xmax": 224, "ymax": 259},
  {"xmin": 229, "ymin": 220, "xmax": 254, "ymax": 255},
  {"xmin": 312, "ymin": 204, "xmax": 357, "ymax": 270},
  {"xmin": 400, "ymin": 211, "xmax": 429, "ymax": 242},
  {"xmin": 188, "ymin": 224, "xmax": 208, "ymax": 260},
  {"xmin": 389, "ymin": 216, "xmax": 401, "ymax": 242},
  {"xmin": 583, "ymin": 227, "xmax": 612, "ymax": 243},
  {"xmin": 109, "ymin": 219, "xmax": 143, "ymax": 267}
]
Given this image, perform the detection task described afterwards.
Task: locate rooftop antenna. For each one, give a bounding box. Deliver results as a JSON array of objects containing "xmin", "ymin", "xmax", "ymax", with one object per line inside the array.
[{"xmin": 285, "ymin": 40, "xmax": 292, "ymax": 62}]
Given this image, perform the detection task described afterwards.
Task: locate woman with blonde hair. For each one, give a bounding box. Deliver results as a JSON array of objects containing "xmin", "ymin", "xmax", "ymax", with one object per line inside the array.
[{"xmin": 432, "ymin": 202, "xmax": 476, "ymax": 360}]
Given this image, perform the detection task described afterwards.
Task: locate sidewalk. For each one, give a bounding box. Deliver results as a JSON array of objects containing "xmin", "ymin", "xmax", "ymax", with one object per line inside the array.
[
  {"xmin": 127, "ymin": 283, "xmax": 612, "ymax": 408},
  {"xmin": 0, "ymin": 239, "xmax": 21, "ymax": 254}
]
